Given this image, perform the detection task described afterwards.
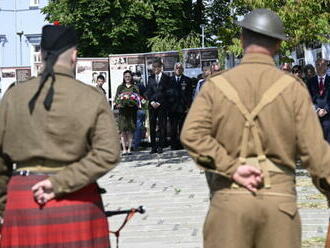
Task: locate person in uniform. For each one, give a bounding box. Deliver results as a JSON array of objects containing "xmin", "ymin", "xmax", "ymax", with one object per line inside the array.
[
  {"xmin": 0, "ymin": 24, "xmax": 120, "ymax": 247},
  {"xmin": 168, "ymin": 62, "xmax": 193, "ymax": 150},
  {"xmin": 181, "ymin": 8, "xmax": 330, "ymax": 248}
]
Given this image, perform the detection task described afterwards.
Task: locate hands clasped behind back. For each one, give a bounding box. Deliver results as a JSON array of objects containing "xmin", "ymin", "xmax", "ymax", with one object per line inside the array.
[{"xmin": 232, "ymin": 165, "xmax": 263, "ymax": 193}]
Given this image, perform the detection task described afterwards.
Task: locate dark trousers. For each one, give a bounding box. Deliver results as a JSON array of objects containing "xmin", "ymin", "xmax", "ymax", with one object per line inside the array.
[
  {"xmin": 133, "ymin": 110, "xmax": 146, "ymax": 150},
  {"xmin": 169, "ymin": 112, "xmax": 186, "ymax": 149},
  {"xmin": 149, "ymin": 107, "xmax": 167, "ymax": 150}
]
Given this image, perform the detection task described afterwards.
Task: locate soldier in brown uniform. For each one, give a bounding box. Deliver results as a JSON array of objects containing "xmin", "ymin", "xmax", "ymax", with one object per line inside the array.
[
  {"xmin": 0, "ymin": 24, "xmax": 120, "ymax": 247},
  {"xmin": 181, "ymin": 9, "xmax": 330, "ymax": 248}
]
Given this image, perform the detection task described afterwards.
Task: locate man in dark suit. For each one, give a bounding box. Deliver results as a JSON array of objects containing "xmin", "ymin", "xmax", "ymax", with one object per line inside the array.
[
  {"xmin": 145, "ymin": 59, "xmax": 171, "ymax": 153},
  {"xmin": 308, "ymin": 58, "xmax": 330, "ymax": 142},
  {"xmin": 168, "ymin": 62, "xmax": 193, "ymax": 150}
]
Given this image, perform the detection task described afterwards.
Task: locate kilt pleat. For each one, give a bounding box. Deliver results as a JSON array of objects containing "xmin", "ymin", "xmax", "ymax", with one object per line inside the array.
[{"xmin": 1, "ymin": 175, "xmax": 110, "ymax": 248}]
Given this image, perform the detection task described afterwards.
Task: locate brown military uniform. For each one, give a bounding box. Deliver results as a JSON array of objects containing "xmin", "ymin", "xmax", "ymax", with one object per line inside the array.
[
  {"xmin": 181, "ymin": 53, "xmax": 330, "ymax": 248},
  {"xmin": 0, "ymin": 65, "xmax": 121, "ymax": 217}
]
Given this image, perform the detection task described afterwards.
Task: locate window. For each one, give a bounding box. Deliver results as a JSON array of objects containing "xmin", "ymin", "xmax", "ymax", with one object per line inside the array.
[
  {"xmin": 34, "ymin": 45, "xmax": 40, "ymax": 53},
  {"xmin": 30, "ymin": 0, "xmax": 40, "ymax": 8},
  {"xmin": 32, "ymin": 44, "xmax": 41, "ymax": 64}
]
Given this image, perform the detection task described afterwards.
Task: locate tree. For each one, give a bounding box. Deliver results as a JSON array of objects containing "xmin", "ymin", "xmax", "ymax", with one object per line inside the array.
[
  {"xmin": 206, "ymin": 0, "xmax": 330, "ymax": 57},
  {"xmin": 148, "ymin": 0, "xmax": 207, "ymax": 53},
  {"xmin": 148, "ymin": 32, "xmax": 200, "ymax": 52},
  {"xmin": 42, "ymin": 0, "xmax": 206, "ymax": 56},
  {"xmin": 42, "ymin": 0, "xmax": 154, "ymax": 57},
  {"xmin": 205, "ymin": 0, "xmax": 248, "ymax": 48}
]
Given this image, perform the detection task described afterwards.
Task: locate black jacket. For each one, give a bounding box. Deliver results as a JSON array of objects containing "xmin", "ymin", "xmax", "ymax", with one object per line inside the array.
[
  {"xmin": 167, "ymin": 74, "xmax": 193, "ymax": 113},
  {"xmin": 308, "ymin": 75, "xmax": 330, "ymax": 112},
  {"xmin": 145, "ymin": 73, "xmax": 171, "ymax": 108}
]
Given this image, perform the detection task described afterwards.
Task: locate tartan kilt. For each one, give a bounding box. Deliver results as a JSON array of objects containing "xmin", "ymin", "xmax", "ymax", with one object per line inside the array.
[{"xmin": 1, "ymin": 175, "xmax": 110, "ymax": 248}]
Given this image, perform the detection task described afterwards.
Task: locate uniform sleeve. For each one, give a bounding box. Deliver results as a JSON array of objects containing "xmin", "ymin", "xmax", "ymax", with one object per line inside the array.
[
  {"xmin": 180, "ymin": 81, "xmax": 240, "ymax": 178},
  {"xmin": 48, "ymin": 97, "xmax": 121, "ymax": 197},
  {"xmin": 295, "ymin": 83, "xmax": 330, "ymax": 181},
  {"xmin": 0, "ymin": 92, "xmax": 13, "ymax": 218}
]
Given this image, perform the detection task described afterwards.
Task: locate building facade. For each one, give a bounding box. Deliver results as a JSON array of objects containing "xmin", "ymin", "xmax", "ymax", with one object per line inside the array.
[{"xmin": 0, "ymin": 0, "xmax": 49, "ymax": 73}]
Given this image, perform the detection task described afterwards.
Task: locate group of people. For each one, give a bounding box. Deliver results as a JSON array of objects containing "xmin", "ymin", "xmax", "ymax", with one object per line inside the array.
[
  {"xmin": 2, "ymin": 8, "xmax": 330, "ymax": 248},
  {"xmin": 181, "ymin": 8, "xmax": 330, "ymax": 248},
  {"xmin": 114, "ymin": 60, "xmax": 221, "ymax": 155},
  {"xmin": 280, "ymin": 60, "xmax": 330, "ymax": 142}
]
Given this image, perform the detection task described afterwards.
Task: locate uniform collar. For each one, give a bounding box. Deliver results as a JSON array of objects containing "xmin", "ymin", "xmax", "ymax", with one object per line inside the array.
[
  {"xmin": 240, "ymin": 53, "xmax": 276, "ymax": 66},
  {"xmin": 53, "ymin": 65, "xmax": 75, "ymax": 78}
]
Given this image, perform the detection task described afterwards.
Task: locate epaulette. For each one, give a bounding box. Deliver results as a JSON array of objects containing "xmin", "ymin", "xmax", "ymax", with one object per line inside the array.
[
  {"xmin": 17, "ymin": 76, "xmax": 36, "ymax": 84},
  {"xmin": 5, "ymin": 76, "xmax": 37, "ymax": 92},
  {"xmin": 7, "ymin": 82, "xmax": 16, "ymax": 90}
]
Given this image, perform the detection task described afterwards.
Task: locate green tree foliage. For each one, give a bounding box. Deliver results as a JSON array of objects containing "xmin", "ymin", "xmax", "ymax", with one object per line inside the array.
[
  {"xmin": 43, "ymin": 0, "xmax": 154, "ymax": 56},
  {"xmin": 43, "ymin": 0, "xmax": 329, "ymax": 58},
  {"xmin": 206, "ymin": 0, "xmax": 247, "ymax": 48},
  {"xmin": 42, "ymin": 0, "xmax": 206, "ymax": 56},
  {"xmin": 143, "ymin": 0, "xmax": 206, "ymax": 52},
  {"xmin": 206, "ymin": 0, "xmax": 330, "ymax": 56},
  {"xmin": 148, "ymin": 32, "xmax": 200, "ymax": 52}
]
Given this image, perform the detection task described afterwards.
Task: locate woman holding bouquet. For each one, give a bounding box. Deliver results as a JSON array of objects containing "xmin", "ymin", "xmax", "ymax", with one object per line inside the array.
[{"xmin": 115, "ymin": 70, "xmax": 140, "ymax": 155}]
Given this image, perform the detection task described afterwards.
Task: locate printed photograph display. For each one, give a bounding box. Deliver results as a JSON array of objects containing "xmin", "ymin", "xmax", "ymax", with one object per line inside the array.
[{"xmin": 76, "ymin": 59, "xmax": 110, "ymax": 100}]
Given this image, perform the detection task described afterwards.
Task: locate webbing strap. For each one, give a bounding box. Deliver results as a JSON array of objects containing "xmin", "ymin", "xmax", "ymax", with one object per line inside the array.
[{"xmin": 212, "ymin": 74, "xmax": 294, "ymax": 188}]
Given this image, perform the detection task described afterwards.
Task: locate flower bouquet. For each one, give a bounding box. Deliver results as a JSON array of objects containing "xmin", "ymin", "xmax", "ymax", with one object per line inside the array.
[{"xmin": 115, "ymin": 92, "xmax": 140, "ymax": 108}]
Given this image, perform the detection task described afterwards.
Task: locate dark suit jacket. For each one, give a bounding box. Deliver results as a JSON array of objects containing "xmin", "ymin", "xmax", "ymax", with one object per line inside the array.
[
  {"xmin": 167, "ymin": 74, "xmax": 193, "ymax": 113},
  {"xmin": 308, "ymin": 75, "xmax": 330, "ymax": 113},
  {"xmin": 145, "ymin": 73, "xmax": 171, "ymax": 108}
]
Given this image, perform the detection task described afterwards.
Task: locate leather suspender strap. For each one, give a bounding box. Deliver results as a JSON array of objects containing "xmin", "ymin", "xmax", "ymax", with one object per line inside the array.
[{"xmin": 212, "ymin": 74, "xmax": 294, "ymax": 188}]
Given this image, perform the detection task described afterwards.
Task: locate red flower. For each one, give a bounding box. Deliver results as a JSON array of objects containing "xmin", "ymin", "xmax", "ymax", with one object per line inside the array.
[{"xmin": 53, "ymin": 20, "xmax": 61, "ymax": 26}]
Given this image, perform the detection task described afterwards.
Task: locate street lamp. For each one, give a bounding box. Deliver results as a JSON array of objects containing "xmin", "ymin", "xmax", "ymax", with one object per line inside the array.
[
  {"xmin": 200, "ymin": 24, "xmax": 206, "ymax": 48},
  {"xmin": 16, "ymin": 31, "xmax": 24, "ymax": 66}
]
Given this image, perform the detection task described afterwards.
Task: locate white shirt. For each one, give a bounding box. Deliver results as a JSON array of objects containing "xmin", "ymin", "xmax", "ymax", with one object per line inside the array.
[
  {"xmin": 318, "ymin": 74, "xmax": 326, "ymax": 87},
  {"xmin": 155, "ymin": 72, "xmax": 162, "ymax": 84}
]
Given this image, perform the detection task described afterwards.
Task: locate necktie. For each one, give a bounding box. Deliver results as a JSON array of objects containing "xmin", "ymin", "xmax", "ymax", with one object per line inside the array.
[
  {"xmin": 156, "ymin": 75, "xmax": 159, "ymax": 84},
  {"xmin": 319, "ymin": 77, "xmax": 325, "ymax": 96},
  {"xmin": 176, "ymin": 77, "xmax": 180, "ymax": 84}
]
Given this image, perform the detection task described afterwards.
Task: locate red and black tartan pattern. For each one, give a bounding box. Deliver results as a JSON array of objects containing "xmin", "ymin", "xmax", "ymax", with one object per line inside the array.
[{"xmin": 1, "ymin": 175, "xmax": 110, "ymax": 248}]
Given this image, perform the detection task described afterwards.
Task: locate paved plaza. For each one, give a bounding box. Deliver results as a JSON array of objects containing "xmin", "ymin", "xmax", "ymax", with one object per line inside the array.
[{"xmin": 98, "ymin": 150, "xmax": 329, "ymax": 248}]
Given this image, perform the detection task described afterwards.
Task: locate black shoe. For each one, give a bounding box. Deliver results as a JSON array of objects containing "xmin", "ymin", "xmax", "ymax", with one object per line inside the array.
[
  {"xmin": 150, "ymin": 149, "xmax": 157, "ymax": 154},
  {"xmin": 157, "ymin": 148, "xmax": 163, "ymax": 154}
]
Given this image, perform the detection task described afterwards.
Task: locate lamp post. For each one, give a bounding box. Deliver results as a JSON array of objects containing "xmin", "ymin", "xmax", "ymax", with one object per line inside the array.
[
  {"xmin": 16, "ymin": 31, "xmax": 24, "ymax": 66},
  {"xmin": 200, "ymin": 24, "xmax": 206, "ymax": 48}
]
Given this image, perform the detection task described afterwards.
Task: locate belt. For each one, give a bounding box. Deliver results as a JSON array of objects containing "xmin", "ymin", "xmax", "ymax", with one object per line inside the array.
[
  {"xmin": 12, "ymin": 170, "xmax": 57, "ymax": 176},
  {"xmin": 14, "ymin": 158, "xmax": 69, "ymax": 173},
  {"xmin": 16, "ymin": 158, "xmax": 69, "ymax": 169},
  {"xmin": 13, "ymin": 158, "xmax": 69, "ymax": 176}
]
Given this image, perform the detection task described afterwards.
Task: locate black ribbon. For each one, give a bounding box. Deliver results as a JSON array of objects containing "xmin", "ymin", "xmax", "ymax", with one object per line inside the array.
[{"xmin": 28, "ymin": 45, "xmax": 74, "ymax": 114}]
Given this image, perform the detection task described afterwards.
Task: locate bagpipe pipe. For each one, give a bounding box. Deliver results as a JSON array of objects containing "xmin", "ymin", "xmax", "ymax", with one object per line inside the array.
[{"xmin": 105, "ymin": 205, "xmax": 145, "ymax": 217}]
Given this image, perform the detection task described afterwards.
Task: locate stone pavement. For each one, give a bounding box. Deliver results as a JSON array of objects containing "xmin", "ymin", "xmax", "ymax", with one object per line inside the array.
[{"xmin": 98, "ymin": 150, "xmax": 329, "ymax": 248}]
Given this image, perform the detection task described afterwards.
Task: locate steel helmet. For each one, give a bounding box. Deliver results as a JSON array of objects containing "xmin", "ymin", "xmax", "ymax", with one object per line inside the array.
[{"xmin": 235, "ymin": 8, "xmax": 288, "ymax": 40}]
